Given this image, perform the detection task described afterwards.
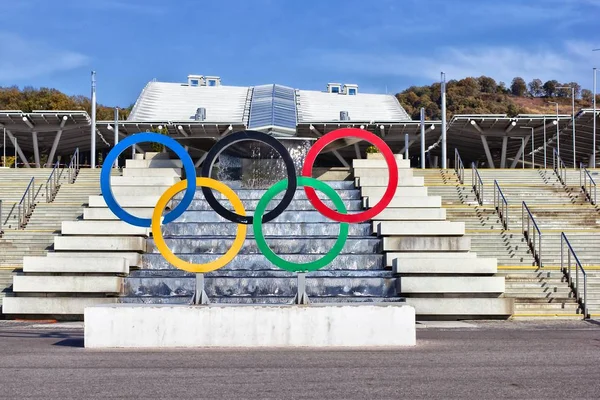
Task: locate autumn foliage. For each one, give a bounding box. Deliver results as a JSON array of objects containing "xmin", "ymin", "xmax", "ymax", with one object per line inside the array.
[{"xmin": 0, "ymin": 86, "xmax": 131, "ymax": 120}]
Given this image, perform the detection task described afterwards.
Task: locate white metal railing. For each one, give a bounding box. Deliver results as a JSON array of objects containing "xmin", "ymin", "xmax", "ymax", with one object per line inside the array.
[
  {"xmin": 17, "ymin": 177, "xmax": 36, "ymax": 228},
  {"xmin": 561, "ymin": 233, "xmax": 588, "ymax": 318},
  {"xmin": 67, "ymin": 148, "xmax": 80, "ymax": 184},
  {"xmin": 553, "ymin": 148, "xmax": 567, "ymax": 185},
  {"xmin": 522, "ymin": 201, "xmax": 542, "ymax": 266},
  {"xmin": 454, "ymin": 148, "xmax": 464, "ymax": 184},
  {"xmin": 45, "ymin": 161, "xmax": 61, "ymax": 202},
  {"xmin": 471, "ymin": 163, "xmax": 484, "ymax": 205},
  {"xmin": 493, "ymin": 180, "xmax": 508, "ymax": 230},
  {"xmin": 580, "ymin": 163, "xmax": 596, "ymax": 205}
]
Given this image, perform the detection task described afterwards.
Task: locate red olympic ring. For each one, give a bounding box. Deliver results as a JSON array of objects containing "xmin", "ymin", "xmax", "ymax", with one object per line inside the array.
[{"xmin": 301, "ymin": 128, "xmax": 398, "ymax": 223}]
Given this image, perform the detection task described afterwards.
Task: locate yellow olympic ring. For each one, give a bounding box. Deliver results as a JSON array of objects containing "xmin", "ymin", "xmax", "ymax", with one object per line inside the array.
[{"xmin": 151, "ymin": 177, "xmax": 247, "ymax": 273}]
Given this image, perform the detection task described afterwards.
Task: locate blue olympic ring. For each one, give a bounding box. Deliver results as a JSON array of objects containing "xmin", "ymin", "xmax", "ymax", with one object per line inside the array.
[{"xmin": 100, "ymin": 133, "xmax": 197, "ymax": 227}]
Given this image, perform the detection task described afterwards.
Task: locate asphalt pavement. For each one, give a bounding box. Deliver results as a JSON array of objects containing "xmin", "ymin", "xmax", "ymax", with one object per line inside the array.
[{"xmin": 0, "ymin": 320, "xmax": 599, "ymax": 399}]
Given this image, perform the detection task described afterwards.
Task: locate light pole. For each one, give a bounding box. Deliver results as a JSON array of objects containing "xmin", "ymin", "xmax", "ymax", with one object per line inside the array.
[
  {"xmin": 114, "ymin": 107, "xmax": 119, "ymax": 169},
  {"xmin": 549, "ymin": 101, "xmax": 560, "ymax": 158},
  {"xmin": 91, "ymin": 71, "xmax": 97, "ymax": 169},
  {"xmin": 594, "ymin": 67, "xmax": 597, "ymax": 168},
  {"xmin": 557, "ymin": 86, "xmax": 576, "ymax": 167},
  {"xmin": 593, "ymin": 48, "xmax": 599, "ymax": 167},
  {"xmin": 441, "ymin": 72, "xmax": 447, "ymax": 169}
]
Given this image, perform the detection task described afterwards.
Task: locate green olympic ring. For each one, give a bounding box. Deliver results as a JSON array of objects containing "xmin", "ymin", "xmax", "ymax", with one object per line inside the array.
[{"xmin": 253, "ymin": 176, "xmax": 349, "ymax": 273}]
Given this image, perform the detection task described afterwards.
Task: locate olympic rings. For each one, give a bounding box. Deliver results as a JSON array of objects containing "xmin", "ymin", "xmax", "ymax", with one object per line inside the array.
[
  {"xmin": 253, "ymin": 177, "xmax": 349, "ymax": 273},
  {"xmin": 200, "ymin": 130, "xmax": 297, "ymax": 225},
  {"xmin": 151, "ymin": 178, "xmax": 247, "ymax": 273},
  {"xmin": 101, "ymin": 133, "xmax": 197, "ymax": 227},
  {"xmin": 301, "ymin": 128, "xmax": 398, "ymax": 223},
  {"xmin": 101, "ymin": 127, "xmax": 399, "ymax": 274}
]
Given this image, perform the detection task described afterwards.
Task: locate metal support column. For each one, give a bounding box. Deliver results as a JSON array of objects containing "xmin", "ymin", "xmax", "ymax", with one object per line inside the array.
[
  {"xmin": 2, "ymin": 128, "xmax": 5, "ymax": 168},
  {"xmin": 91, "ymin": 71, "xmax": 97, "ymax": 169},
  {"xmin": 192, "ymin": 273, "xmax": 210, "ymax": 305},
  {"xmin": 6, "ymin": 130, "xmax": 30, "ymax": 168},
  {"xmin": 293, "ymin": 272, "xmax": 310, "ymax": 305},
  {"xmin": 532, "ymin": 130, "xmax": 535, "ymax": 168},
  {"xmin": 441, "ymin": 72, "xmax": 447, "ymax": 169},
  {"xmin": 114, "ymin": 107, "xmax": 119, "ymax": 168},
  {"xmin": 404, "ymin": 133, "xmax": 409, "ymax": 160},
  {"xmin": 481, "ymin": 135, "xmax": 495, "ymax": 168},
  {"xmin": 510, "ymin": 136, "xmax": 530, "ymax": 168},
  {"xmin": 32, "ymin": 132, "xmax": 40, "ymax": 167},
  {"xmin": 194, "ymin": 153, "xmax": 208, "ymax": 168},
  {"xmin": 593, "ymin": 68, "xmax": 597, "ymax": 168},
  {"xmin": 543, "ymin": 116, "xmax": 547, "ymax": 169},
  {"xmin": 500, "ymin": 136, "xmax": 508, "ymax": 168},
  {"xmin": 572, "ymin": 87, "xmax": 576, "ymax": 168},
  {"xmin": 46, "ymin": 116, "xmax": 67, "ymax": 167},
  {"xmin": 354, "ymin": 143, "xmax": 361, "ymax": 159},
  {"xmin": 420, "ymin": 107, "xmax": 425, "ymax": 169}
]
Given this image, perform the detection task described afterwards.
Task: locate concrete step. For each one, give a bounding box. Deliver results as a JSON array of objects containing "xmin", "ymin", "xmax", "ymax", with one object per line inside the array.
[
  {"xmin": 376, "ymin": 221, "xmax": 465, "ymax": 236},
  {"xmin": 23, "ymin": 256, "xmax": 129, "ymax": 273},
  {"xmin": 383, "ymin": 236, "xmax": 471, "ymax": 252},
  {"xmin": 13, "ymin": 275, "xmax": 123, "ymax": 293},
  {"xmin": 2, "ymin": 297, "xmax": 118, "ymax": 315},
  {"xmin": 404, "ymin": 298, "xmax": 513, "ymax": 316},
  {"xmin": 398, "ymin": 276, "xmax": 504, "ymax": 294}
]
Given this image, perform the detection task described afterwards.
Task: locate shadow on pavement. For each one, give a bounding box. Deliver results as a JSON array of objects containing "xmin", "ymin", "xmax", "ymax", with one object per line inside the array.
[{"xmin": 0, "ymin": 330, "xmax": 84, "ymax": 347}]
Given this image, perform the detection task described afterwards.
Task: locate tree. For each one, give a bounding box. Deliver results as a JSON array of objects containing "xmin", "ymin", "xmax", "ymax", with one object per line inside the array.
[
  {"xmin": 581, "ymin": 89, "xmax": 593, "ymax": 102},
  {"xmin": 0, "ymin": 86, "xmax": 130, "ymax": 118},
  {"xmin": 543, "ymin": 80, "xmax": 559, "ymax": 97},
  {"xmin": 567, "ymin": 82, "xmax": 581, "ymax": 98},
  {"xmin": 556, "ymin": 84, "xmax": 570, "ymax": 98},
  {"xmin": 510, "ymin": 77, "xmax": 527, "ymax": 96},
  {"xmin": 477, "ymin": 76, "xmax": 497, "ymax": 93},
  {"xmin": 528, "ymin": 79, "xmax": 544, "ymax": 97},
  {"xmin": 497, "ymin": 81, "xmax": 510, "ymax": 94}
]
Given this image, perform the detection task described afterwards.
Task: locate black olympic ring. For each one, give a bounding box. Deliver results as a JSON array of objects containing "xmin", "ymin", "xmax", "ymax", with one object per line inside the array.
[{"xmin": 200, "ymin": 130, "xmax": 298, "ymax": 225}]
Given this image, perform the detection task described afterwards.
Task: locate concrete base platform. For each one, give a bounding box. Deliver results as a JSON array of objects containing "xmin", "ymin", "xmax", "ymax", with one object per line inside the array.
[{"xmin": 84, "ymin": 303, "xmax": 416, "ymax": 348}]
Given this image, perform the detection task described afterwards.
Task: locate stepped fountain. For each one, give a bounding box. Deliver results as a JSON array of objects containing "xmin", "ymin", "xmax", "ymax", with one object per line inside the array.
[
  {"xmin": 84, "ymin": 130, "xmax": 417, "ymax": 348},
  {"xmin": 126, "ymin": 137, "xmax": 399, "ymax": 305}
]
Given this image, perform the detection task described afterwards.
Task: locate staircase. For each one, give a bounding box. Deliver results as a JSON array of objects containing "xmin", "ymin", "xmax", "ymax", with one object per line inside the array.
[
  {"xmin": 416, "ymin": 167, "xmax": 600, "ymax": 318},
  {"xmin": 0, "ymin": 168, "xmax": 115, "ymax": 308},
  {"xmin": 3, "ymin": 152, "xmax": 510, "ymax": 319}
]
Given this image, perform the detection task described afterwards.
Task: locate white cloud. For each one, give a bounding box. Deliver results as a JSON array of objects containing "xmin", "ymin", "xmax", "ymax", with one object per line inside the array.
[
  {"xmin": 310, "ymin": 41, "xmax": 599, "ymax": 88},
  {"xmin": 0, "ymin": 32, "xmax": 89, "ymax": 81}
]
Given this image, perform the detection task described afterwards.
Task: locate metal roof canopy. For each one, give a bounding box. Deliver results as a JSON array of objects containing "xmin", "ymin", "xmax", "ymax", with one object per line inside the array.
[
  {"xmin": 3, "ymin": 108, "xmax": 599, "ymax": 169},
  {"xmin": 297, "ymin": 121, "xmax": 440, "ymax": 162},
  {"xmin": 438, "ymin": 114, "xmax": 580, "ymax": 168}
]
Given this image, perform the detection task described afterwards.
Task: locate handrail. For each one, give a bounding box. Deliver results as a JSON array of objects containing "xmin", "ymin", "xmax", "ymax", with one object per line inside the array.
[
  {"xmin": 17, "ymin": 177, "xmax": 35, "ymax": 228},
  {"xmin": 553, "ymin": 148, "xmax": 567, "ymax": 185},
  {"xmin": 67, "ymin": 148, "xmax": 80, "ymax": 184},
  {"xmin": 561, "ymin": 233, "xmax": 588, "ymax": 318},
  {"xmin": 454, "ymin": 148, "xmax": 464, "ymax": 184},
  {"xmin": 521, "ymin": 201, "xmax": 542, "ymax": 266},
  {"xmin": 580, "ymin": 163, "xmax": 596, "ymax": 205},
  {"xmin": 471, "ymin": 162, "xmax": 484, "ymax": 205},
  {"xmin": 493, "ymin": 180, "xmax": 509, "ymax": 230},
  {"xmin": 45, "ymin": 161, "xmax": 61, "ymax": 202}
]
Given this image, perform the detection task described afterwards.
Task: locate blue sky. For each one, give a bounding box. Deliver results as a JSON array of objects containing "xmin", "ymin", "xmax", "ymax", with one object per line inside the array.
[{"xmin": 1, "ymin": 0, "xmax": 599, "ymax": 106}]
